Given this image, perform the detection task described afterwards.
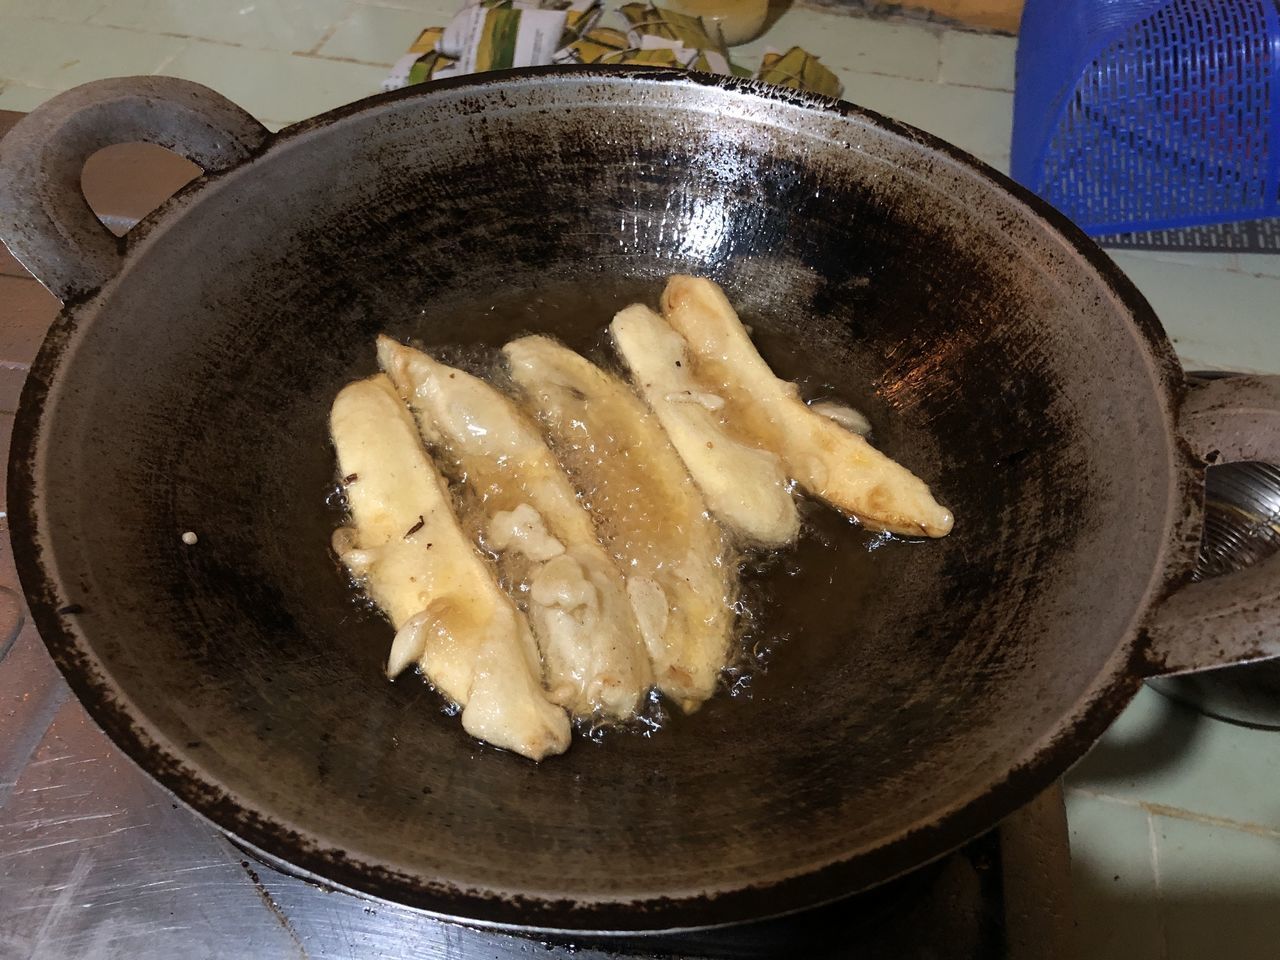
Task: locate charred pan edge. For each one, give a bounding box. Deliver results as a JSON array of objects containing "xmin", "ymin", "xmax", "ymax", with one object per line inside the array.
[{"xmin": 6, "ymin": 65, "xmax": 1192, "ymax": 933}]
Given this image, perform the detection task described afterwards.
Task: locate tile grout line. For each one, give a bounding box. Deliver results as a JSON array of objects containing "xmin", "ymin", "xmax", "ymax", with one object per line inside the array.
[
  {"xmin": 0, "ymin": 12, "xmax": 328, "ymax": 60},
  {"xmin": 1067, "ymin": 785, "xmax": 1280, "ymax": 839},
  {"xmin": 0, "ymin": 12, "xmax": 233, "ymax": 47},
  {"xmin": 300, "ymin": 2, "xmax": 359, "ymax": 57},
  {"xmin": 834, "ymin": 64, "xmax": 1014, "ymax": 94},
  {"xmin": 1139, "ymin": 799, "xmax": 1280, "ymax": 840},
  {"xmin": 1147, "ymin": 811, "xmax": 1171, "ymax": 960},
  {"xmin": 348, "ymin": 0, "xmax": 448, "ymax": 9},
  {"xmin": 932, "ymin": 79, "xmax": 1014, "ymax": 93},
  {"xmin": 291, "ymin": 50, "xmax": 394, "ymax": 69},
  {"xmin": 151, "ymin": 41, "xmax": 191, "ymax": 77},
  {"xmin": 79, "ymin": 1, "xmax": 109, "ymax": 24}
]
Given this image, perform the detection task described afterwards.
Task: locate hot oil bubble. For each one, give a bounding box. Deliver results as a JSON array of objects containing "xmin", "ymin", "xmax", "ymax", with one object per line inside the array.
[
  {"xmin": 579, "ymin": 686, "xmax": 673, "ymax": 741},
  {"xmin": 720, "ymin": 667, "xmax": 753, "ymax": 700},
  {"xmin": 750, "ymin": 635, "xmax": 780, "ymax": 671},
  {"xmin": 324, "ymin": 481, "xmax": 348, "ymax": 512},
  {"xmin": 866, "ymin": 530, "xmax": 896, "ymax": 553},
  {"xmin": 582, "ymin": 712, "xmax": 610, "ymax": 744},
  {"xmin": 636, "ymin": 690, "xmax": 669, "ymax": 738},
  {"xmin": 347, "ymin": 588, "xmax": 381, "ymax": 616}
]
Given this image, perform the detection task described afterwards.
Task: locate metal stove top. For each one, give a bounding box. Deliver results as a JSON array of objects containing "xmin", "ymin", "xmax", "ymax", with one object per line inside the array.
[{"xmin": 0, "ymin": 108, "xmax": 1075, "ymax": 959}]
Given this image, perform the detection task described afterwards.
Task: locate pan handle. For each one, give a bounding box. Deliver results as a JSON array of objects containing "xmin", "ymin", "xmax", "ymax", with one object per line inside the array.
[
  {"xmin": 1143, "ymin": 374, "xmax": 1280, "ymax": 676},
  {"xmin": 0, "ymin": 76, "xmax": 267, "ymax": 302}
]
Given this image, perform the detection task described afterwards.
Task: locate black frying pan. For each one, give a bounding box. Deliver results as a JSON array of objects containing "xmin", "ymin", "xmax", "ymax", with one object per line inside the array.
[{"xmin": 1, "ymin": 68, "xmax": 1278, "ymax": 932}]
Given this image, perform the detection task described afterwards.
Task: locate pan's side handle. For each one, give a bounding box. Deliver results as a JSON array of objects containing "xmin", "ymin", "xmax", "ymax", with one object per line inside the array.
[
  {"xmin": 1144, "ymin": 375, "xmax": 1280, "ymax": 676},
  {"xmin": 0, "ymin": 76, "xmax": 268, "ymax": 302}
]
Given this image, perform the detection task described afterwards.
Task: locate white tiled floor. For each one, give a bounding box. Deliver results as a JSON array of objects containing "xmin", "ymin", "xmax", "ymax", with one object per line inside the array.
[
  {"xmin": 162, "ymin": 40, "xmax": 390, "ymax": 121},
  {"xmin": 1157, "ymin": 819, "xmax": 1280, "ymax": 960},
  {"xmin": 1066, "ymin": 793, "xmax": 1165, "ymax": 960},
  {"xmin": 318, "ymin": 4, "xmax": 448, "ymax": 63},
  {"xmin": 1066, "ymin": 686, "xmax": 1280, "ymax": 960},
  {"xmin": 0, "ymin": 0, "xmax": 462, "ymax": 126},
  {"xmin": 88, "ymin": 0, "xmax": 354, "ymax": 52},
  {"xmin": 1108, "ymin": 252, "xmax": 1280, "ymax": 373},
  {"xmin": 1070, "ymin": 687, "xmax": 1280, "ymax": 831},
  {"xmin": 1, "ymin": 2, "xmax": 1278, "ymax": 956},
  {"xmin": 1070, "ymin": 775, "xmax": 1280, "ymax": 960},
  {"xmin": 937, "ymin": 27, "xmax": 1016, "ymax": 89},
  {"xmin": 0, "ymin": 15, "xmax": 187, "ymax": 88}
]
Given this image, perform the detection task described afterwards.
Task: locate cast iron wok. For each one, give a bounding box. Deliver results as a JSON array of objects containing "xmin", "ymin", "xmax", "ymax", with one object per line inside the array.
[{"xmin": 2, "ymin": 68, "xmax": 1279, "ymax": 933}]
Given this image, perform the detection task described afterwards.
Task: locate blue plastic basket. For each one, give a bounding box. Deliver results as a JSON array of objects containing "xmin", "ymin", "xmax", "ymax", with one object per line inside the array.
[{"xmin": 1011, "ymin": 0, "xmax": 1280, "ymax": 235}]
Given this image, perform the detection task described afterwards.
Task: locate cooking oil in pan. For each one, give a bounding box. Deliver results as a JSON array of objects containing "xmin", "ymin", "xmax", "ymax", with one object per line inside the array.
[{"xmin": 331, "ymin": 278, "xmax": 922, "ymax": 739}]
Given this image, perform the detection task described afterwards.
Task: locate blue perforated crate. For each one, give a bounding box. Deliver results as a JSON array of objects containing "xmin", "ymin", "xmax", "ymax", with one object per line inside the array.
[{"xmin": 1011, "ymin": 0, "xmax": 1280, "ymax": 235}]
